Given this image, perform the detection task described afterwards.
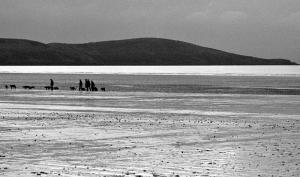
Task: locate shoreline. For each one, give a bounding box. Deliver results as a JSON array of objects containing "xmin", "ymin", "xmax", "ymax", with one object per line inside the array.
[{"xmin": 0, "ymin": 66, "xmax": 299, "ymax": 77}]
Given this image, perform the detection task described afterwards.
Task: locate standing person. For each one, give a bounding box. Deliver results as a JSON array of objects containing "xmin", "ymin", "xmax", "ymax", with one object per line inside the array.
[
  {"xmin": 85, "ymin": 79, "xmax": 88, "ymax": 91},
  {"xmin": 50, "ymin": 79, "xmax": 54, "ymax": 91},
  {"xmin": 87, "ymin": 79, "xmax": 91, "ymax": 91},
  {"xmin": 91, "ymin": 80, "xmax": 95, "ymax": 91},
  {"xmin": 79, "ymin": 79, "xmax": 83, "ymax": 91},
  {"xmin": 85, "ymin": 79, "xmax": 90, "ymax": 91}
]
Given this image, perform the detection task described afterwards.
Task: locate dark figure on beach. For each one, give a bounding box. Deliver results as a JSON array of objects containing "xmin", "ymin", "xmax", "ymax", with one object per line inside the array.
[
  {"xmin": 91, "ymin": 80, "xmax": 96, "ymax": 91},
  {"xmin": 53, "ymin": 87, "xmax": 59, "ymax": 90},
  {"xmin": 70, "ymin": 87, "xmax": 76, "ymax": 91},
  {"xmin": 101, "ymin": 87, "xmax": 105, "ymax": 92},
  {"xmin": 5, "ymin": 85, "xmax": 8, "ymax": 89},
  {"xmin": 45, "ymin": 86, "xmax": 51, "ymax": 90},
  {"xmin": 50, "ymin": 79, "xmax": 54, "ymax": 91},
  {"xmin": 23, "ymin": 86, "xmax": 35, "ymax": 90},
  {"xmin": 85, "ymin": 79, "xmax": 87, "ymax": 91},
  {"xmin": 79, "ymin": 80, "xmax": 83, "ymax": 91},
  {"xmin": 87, "ymin": 79, "xmax": 91, "ymax": 91},
  {"xmin": 85, "ymin": 79, "xmax": 91, "ymax": 91},
  {"xmin": 10, "ymin": 85, "xmax": 16, "ymax": 89}
]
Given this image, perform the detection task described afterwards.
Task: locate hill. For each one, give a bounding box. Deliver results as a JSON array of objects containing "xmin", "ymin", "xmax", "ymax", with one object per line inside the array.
[{"xmin": 0, "ymin": 38, "xmax": 297, "ymax": 65}]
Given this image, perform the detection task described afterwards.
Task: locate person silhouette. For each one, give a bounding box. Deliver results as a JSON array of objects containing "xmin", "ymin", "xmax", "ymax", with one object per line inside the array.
[
  {"xmin": 50, "ymin": 79, "xmax": 54, "ymax": 91},
  {"xmin": 85, "ymin": 79, "xmax": 90, "ymax": 91},
  {"xmin": 91, "ymin": 80, "xmax": 95, "ymax": 91},
  {"xmin": 87, "ymin": 79, "xmax": 91, "ymax": 91},
  {"xmin": 84, "ymin": 79, "xmax": 87, "ymax": 91},
  {"xmin": 79, "ymin": 79, "xmax": 83, "ymax": 91}
]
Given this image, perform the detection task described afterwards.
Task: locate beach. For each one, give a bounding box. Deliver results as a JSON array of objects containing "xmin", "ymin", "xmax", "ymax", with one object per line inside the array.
[
  {"xmin": 1, "ymin": 0, "xmax": 300, "ymax": 175},
  {"xmin": 0, "ymin": 88, "xmax": 299, "ymax": 176}
]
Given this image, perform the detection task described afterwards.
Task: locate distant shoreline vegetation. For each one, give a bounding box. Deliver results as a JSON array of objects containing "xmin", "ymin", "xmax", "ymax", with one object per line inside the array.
[{"xmin": 0, "ymin": 38, "xmax": 297, "ymax": 65}]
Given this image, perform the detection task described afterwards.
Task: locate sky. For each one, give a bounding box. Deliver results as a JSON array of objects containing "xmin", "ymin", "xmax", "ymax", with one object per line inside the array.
[{"xmin": 0, "ymin": 0, "xmax": 299, "ymax": 63}]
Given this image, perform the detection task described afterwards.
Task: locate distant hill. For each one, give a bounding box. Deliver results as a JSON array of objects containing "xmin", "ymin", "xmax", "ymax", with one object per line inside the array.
[{"xmin": 0, "ymin": 38, "xmax": 297, "ymax": 65}]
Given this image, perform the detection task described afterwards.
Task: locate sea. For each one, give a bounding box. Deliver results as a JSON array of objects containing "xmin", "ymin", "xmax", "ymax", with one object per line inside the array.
[{"xmin": 0, "ymin": 66, "xmax": 299, "ymax": 94}]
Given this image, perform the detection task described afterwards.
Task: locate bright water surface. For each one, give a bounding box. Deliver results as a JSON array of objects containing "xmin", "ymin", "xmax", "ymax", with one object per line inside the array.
[{"xmin": 0, "ymin": 66, "xmax": 299, "ymax": 76}]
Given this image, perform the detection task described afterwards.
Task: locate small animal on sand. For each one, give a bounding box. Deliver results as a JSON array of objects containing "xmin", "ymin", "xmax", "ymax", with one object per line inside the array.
[
  {"xmin": 53, "ymin": 87, "xmax": 59, "ymax": 90},
  {"xmin": 101, "ymin": 87, "xmax": 105, "ymax": 92},
  {"xmin": 10, "ymin": 85, "xmax": 16, "ymax": 89},
  {"xmin": 23, "ymin": 86, "xmax": 35, "ymax": 90},
  {"xmin": 5, "ymin": 85, "xmax": 8, "ymax": 89},
  {"xmin": 70, "ymin": 87, "xmax": 76, "ymax": 91},
  {"xmin": 44, "ymin": 86, "xmax": 51, "ymax": 90}
]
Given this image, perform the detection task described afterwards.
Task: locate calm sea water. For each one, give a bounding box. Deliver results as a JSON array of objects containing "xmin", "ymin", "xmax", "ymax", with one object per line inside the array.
[{"xmin": 0, "ymin": 66, "xmax": 299, "ymax": 94}]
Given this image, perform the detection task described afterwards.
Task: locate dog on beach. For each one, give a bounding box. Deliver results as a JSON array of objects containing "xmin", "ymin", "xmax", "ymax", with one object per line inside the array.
[
  {"xmin": 45, "ymin": 86, "xmax": 58, "ymax": 90},
  {"xmin": 45, "ymin": 86, "xmax": 51, "ymax": 90},
  {"xmin": 10, "ymin": 85, "xmax": 16, "ymax": 89},
  {"xmin": 23, "ymin": 86, "xmax": 35, "ymax": 90}
]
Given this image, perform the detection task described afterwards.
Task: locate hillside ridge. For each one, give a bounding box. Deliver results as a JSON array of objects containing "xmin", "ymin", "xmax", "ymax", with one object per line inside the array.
[{"xmin": 0, "ymin": 37, "xmax": 297, "ymax": 65}]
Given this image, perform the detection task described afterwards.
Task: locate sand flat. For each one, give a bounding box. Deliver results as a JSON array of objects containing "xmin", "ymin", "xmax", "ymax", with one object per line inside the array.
[{"xmin": 0, "ymin": 90, "xmax": 299, "ymax": 177}]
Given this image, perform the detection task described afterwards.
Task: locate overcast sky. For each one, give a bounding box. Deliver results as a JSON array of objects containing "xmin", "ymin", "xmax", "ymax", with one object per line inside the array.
[{"xmin": 0, "ymin": 0, "xmax": 299, "ymax": 62}]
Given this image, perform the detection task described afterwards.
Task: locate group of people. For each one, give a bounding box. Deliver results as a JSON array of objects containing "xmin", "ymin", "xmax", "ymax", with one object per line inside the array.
[
  {"xmin": 4, "ymin": 79, "xmax": 103, "ymax": 91},
  {"xmin": 79, "ymin": 79, "xmax": 98, "ymax": 91},
  {"xmin": 49, "ymin": 79, "xmax": 102, "ymax": 91}
]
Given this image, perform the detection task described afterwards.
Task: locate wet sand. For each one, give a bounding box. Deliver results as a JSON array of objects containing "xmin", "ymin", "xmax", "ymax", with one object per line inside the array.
[{"xmin": 0, "ymin": 90, "xmax": 299, "ymax": 176}]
